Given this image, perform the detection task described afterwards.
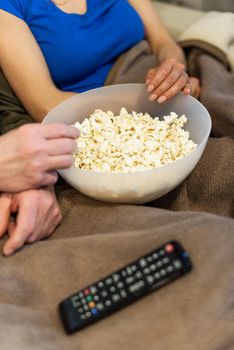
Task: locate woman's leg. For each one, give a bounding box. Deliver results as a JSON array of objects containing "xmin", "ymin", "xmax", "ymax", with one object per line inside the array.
[{"xmin": 0, "ymin": 70, "xmax": 34, "ymax": 135}]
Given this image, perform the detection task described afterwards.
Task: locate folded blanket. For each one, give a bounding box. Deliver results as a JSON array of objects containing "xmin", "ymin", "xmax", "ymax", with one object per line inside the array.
[{"xmin": 178, "ymin": 11, "xmax": 234, "ymax": 72}]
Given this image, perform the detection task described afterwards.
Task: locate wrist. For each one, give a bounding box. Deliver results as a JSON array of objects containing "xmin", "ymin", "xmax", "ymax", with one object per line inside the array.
[{"xmin": 156, "ymin": 42, "xmax": 186, "ymax": 68}]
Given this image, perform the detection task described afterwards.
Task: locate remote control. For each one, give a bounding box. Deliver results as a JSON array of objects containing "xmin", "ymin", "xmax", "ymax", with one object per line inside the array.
[{"xmin": 59, "ymin": 240, "xmax": 192, "ymax": 334}]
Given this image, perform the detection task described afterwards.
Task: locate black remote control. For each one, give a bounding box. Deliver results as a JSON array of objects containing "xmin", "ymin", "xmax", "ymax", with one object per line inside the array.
[{"xmin": 59, "ymin": 240, "xmax": 192, "ymax": 334}]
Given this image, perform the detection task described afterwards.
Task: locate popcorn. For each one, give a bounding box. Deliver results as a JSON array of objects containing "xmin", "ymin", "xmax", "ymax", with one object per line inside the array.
[{"xmin": 73, "ymin": 108, "xmax": 197, "ymax": 173}]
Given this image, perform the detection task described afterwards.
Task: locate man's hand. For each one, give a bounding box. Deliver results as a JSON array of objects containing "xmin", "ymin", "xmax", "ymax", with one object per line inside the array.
[
  {"xmin": 0, "ymin": 186, "xmax": 62, "ymax": 256},
  {"xmin": 0, "ymin": 123, "xmax": 79, "ymax": 192},
  {"xmin": 145, "ymin": 58, "xmax": 201, "ymax": 103}
]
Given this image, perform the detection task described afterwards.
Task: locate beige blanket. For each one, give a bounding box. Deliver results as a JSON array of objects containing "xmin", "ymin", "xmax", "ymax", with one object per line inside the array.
[
  {"xmin": 178, "ymin": 11, "xmax": 234, "ymax": 72},
  {"xmin": 0, "ymin": 42, "xmax": 234, "ymax": 350}
]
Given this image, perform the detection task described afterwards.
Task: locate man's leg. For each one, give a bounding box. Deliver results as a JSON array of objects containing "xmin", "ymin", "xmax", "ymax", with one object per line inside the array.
[{"xmin": 0, "ymin": 70, "xmax": 34, "ymax": 135}]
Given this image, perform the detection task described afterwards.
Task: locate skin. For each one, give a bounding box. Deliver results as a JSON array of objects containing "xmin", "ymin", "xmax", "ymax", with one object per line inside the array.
[
  {"xmin": 0, "ymin": 0, "xmax": 200, "ymax": 255},
  {"xmin": 0, "ymin": 123, "xmax": 79, "ymax": 193},
  {"xmin": 0, "ymin": 187, "xmax": 62, "ymax": 256},
  {"xmin": 128, "ymin": 0, "xmax": 201, "ymax": 101}
]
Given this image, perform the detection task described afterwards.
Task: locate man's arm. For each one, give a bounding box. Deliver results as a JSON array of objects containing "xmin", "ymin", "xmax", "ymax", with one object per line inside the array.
[{"xmin": 0, "ymin": 10, "xmax": 76, "ymax": 122}]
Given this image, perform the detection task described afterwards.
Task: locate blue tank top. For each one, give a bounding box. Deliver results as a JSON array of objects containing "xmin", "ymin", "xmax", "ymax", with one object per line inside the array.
[{"xmin": 0, "ymin": 0, "xmax": 144, "ymax": 92}]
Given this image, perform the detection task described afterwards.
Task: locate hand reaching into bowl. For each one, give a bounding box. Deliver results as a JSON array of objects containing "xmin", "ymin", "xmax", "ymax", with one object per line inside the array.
[
  {"xmin": 0, "ymin": 123, "xmax": 79, "ymax": 193},
  {"xmin": 145, "ymin": 58, "xmax": 201, "ymax": 103}
]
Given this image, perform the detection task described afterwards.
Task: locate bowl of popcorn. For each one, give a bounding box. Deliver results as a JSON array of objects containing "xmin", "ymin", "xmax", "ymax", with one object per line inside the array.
[{"xmin": 44, "ymin": 84, "xmax": 211, "ymax": 204}]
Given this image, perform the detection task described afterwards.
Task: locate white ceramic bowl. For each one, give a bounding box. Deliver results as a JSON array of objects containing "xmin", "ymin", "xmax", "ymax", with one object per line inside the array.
[{"xmin": 43, "ymin": 84, "xmax": 211, "ymax": 204}]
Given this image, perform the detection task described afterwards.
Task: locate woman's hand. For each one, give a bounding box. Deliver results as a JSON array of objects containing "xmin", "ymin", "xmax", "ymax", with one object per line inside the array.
[
  {"xmin": 0, "ymin": 123, "xmax": 79, "ymax": 193},
  {"xmin": 0, "ymin": 186, "xmax": 62, "ymax": 256},
  {"xmin": 145, "ymin": 58, "xmax": 200, "ymax": 103}
]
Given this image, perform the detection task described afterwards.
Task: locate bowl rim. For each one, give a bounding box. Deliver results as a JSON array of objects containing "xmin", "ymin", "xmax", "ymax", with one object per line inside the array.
[{"xmin": 44, "ymin": 83, "xmax": 212, "ymax": 177}]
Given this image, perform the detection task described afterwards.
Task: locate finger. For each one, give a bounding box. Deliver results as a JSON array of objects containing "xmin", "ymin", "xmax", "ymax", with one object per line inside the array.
[
  {"xmin": 46, "ymin": 138, "xmax": 77, "ymax": 156},
  {"xmin": 189, "ymin": 77, "xmax": 201, "ymax": 98},
  {"xmin": 42, "ymin": 124, "xmax": 79, "ymax": 140},
  {"xmin": 46, "ymin": 154, "xmax": 74, "ymax": 171},
  {"xmin": 3, "ymin": 198, "xmax": 37, "ymax": 256},
  {"xmin": 145, "ymin": 69, "xmax": 156, "ymax": 84},
  {"xmin": 182, "ymin": 82, "xmax": 191, "ymax": 95},
  {"xmin": 149, "ymin": 69, "xmax": 188, "ymax": 102},
  {"xmin": 0, "ymin": 194, "xmax": 13, "ymax": 238},
  {"xmin": 155, "ymin": 75, "xmax": 189, "ymax": 103},
  {"xmin": 146, "ymin": 59, "xmax": 175, "ymax": 94}
]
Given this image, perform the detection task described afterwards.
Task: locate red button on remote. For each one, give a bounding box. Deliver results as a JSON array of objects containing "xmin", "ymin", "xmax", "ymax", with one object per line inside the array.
[
  {"xmin": 84, "ymin": 289, "xmax": 90, "ymax": 296},
  {"xmin": 165, "ymin": 244, "xmax": 174, "ymax": 253}
]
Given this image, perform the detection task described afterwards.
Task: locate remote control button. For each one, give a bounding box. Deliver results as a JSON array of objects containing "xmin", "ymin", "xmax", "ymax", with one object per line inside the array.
[
  {"xmin": 83, "ymin": 305, "xmax": 89, "ymax": 311},
  {"xmin": 78, "ymin": 308, "xmax": 83, "ymax": 313},
  {"xmin": 105, "ymin": 300, "xmax": 112, "ymax": 307},
  {"xmin": 121, "ymin": 270, "xmax": 127, "ymax": 278},
  {"xmin": 71, "ymin": 295, "xmax": 79, "ymax": 303},
  {"xmin": 139, "ymin": 259, "xmax": 147, "ymax": 268},
  {"xmin": 71, "ymin": 297, "xmax": 81, "ymax": 308},
  {"xmin": 96, "ymin": 302, "xmax": 104, "ymax": 310},
  {"xmin": 90, "ymin": 286, "xmax": 97, "ymax": 294},
  {"xmin": 165, "ymin": 243, "xmax": 174, "ymax": 253},
  {"xmin": 126, "ymin": 267, "xmax": 133, "ymax": 275},
  {"xmin": 86, "ymin": 295, "xmax": 92, "ymax": 302},
  {"xmin": 152, "ymin": 253, "xmax": 159, "ymax": 259},
  {"xmin": 160, "ymin": 269, "xmax": 166, "ymax": 276},
  {"xmin": 85, "ymin": 311, "xmax": 91, "ymax": 318},
  {"xmin": 110, "ymin": 286, "xmax": 116, "ymax": 293},
  {"xmin": 105, "ymin": 278, "xmax": 113, "ymax": 285},
  {"xmin": 146, "ymin": 275, "xmax": 154, "ymax": 284},
  {"xmin": 159, "ymin": 249, "xmax": 165, "ymax": 256},
  {"xmin": 126, "ymin": 277, "xmax": 134, "ymax": 284},
  {"xmin": 129, "ymin": 285, "xmax": 136, "ymax": 293},
  {"xmin": 154, "ymin": 272, "xmax": 160, "ymax": 279},
  {"xmin": 101, "ymin": 290, "xmax": 108, "ymax": 298},
  {"xmin": 135, "ymin": 271, "xmax": 143, "ymax": 279},
  {"xmin": 80, "ymin": 314, "xmax": 86, "ymax": 320},
  {"xmin": 93, "ymin": 295, "xmax": 99, "ymax": 302},
  {"xmin": 156, "ymin": 261, "xmax": 162, "ymax": 268},
  {"xmin": 131, "ymin": 265, "xmax": 137, "ymax": 272},
  {"xmin": 98, "ymin": 281, "xmax": 104, "ymax": 288},
  {"xmin": 120, "ymin": 290, "xmax": 127, "ymax": 298},
  {"xmin": 88, "ymin": 301, "xmax": 95, "ymax": 308},
  {"xmin": 91, "ymin": 308, "xmax": 98, "ymax": 315},
  {"xmin": 112, "ymin": 294, "xmax": 120, "ymax": 302},
  {"xmin": 143, "ymin": 267, "xmax": 150, "ymax": 275},
  {"xmin": 147, "ymin": 256, "xmax": 153, "ymax": 263},
  {"xmin": 150, "ymin": 264, "xmax": 156, "ymax": 271},
  {"xmin": 117, "ymin": 281, "xmax": 124, "ymax": 289},
  {"xmin": 84, "ymin": 289, "xmax": 90, "ymax": 296},
  {"xmin": 129, "ymin": 281, "xmax": 145, "ymax": 293},
  {"xmin": 167, "ymin": 265, "xmax": 174, "ymax": 272},
  {"xmin": 112, "ymin": 274, "xmax": 120, "ymax": 282},
  {"xmin": 78, "ymin": 292, "xmax": 84, "ymax": 298},
  {"xmin": 173, "ymin": 260, "xmax": 182, "ymax": 270},
  {"xmin": 163, "ymin": 257, "xmax": 170, "ymax": 264},
  {"xmin": 81, "ymin": 298, "xmax": 86, "ymax": 305}
]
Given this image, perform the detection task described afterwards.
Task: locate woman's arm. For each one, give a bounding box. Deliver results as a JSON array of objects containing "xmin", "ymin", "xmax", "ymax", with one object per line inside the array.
[
  {"xmin": 0, "ymin": 10, "xmax": 76, "ymax": 121},
  {"xmin": 128, "ymin": 0, "xmax": 186, "ymax": 65},
  {"xmin": 128, "ymin": 0, "xmax": 201, "ymax": 102}
]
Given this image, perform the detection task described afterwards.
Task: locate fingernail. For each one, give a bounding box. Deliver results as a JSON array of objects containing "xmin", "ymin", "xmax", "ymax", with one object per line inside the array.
[
  {"xmin": 157, "ymin": 96, "xmax": 166, "ymax": 104},
  {"xmin": 149, "ymin": 94, "xmax": 157, "ymax": 101},
  {"xmin": 145, "ymin": 79, "xmax": 150, "ymax": 85},
  {"xmin": 147, "ymin": 85, "xmax": 154, "ymax": 93}
]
